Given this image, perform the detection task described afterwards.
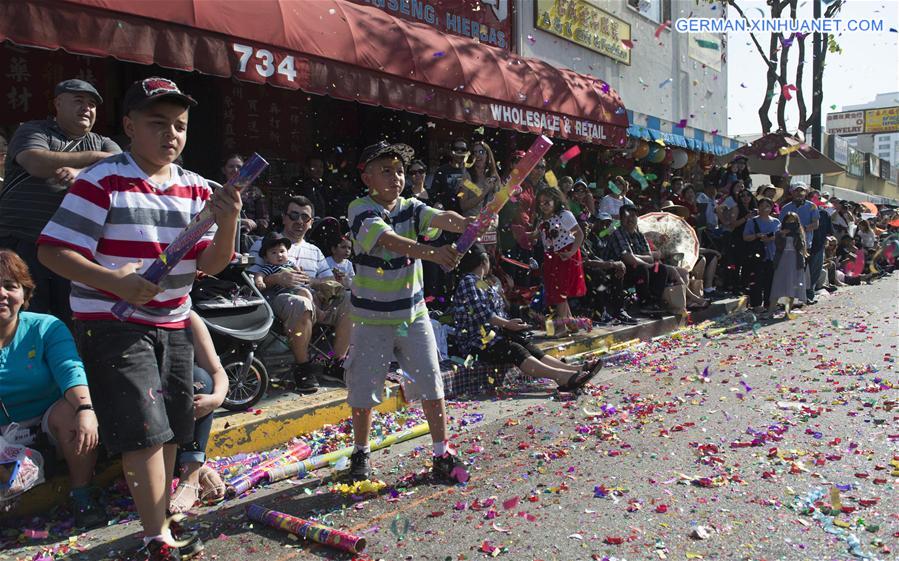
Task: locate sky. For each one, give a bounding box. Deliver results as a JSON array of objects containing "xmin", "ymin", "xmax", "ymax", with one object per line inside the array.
[{"xmin": 717, "ymin": 0, "xmax": 899, "ymax": 137}]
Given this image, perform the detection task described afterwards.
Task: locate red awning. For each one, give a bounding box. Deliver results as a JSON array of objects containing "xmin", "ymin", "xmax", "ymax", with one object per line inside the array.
[{"xmin": 0, "ymin": 0, "xmax": 628, "ymax": 146}]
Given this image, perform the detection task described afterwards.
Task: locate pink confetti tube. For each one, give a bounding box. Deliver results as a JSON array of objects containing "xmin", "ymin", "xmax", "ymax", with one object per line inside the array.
[
  {"xmin": 112, "ymin": 153, "xmax": 269, "ymax": 320},
  {"xmin": 226, "ymin": 440, "xmax": 311, "ymax": 497},
  {"xmin": 444, "ymin": 135, "xmax": 553, "ymax": 270},
  {"xmin": 247, "ymin": 504, "xmax": 366, "ymax": 554}
]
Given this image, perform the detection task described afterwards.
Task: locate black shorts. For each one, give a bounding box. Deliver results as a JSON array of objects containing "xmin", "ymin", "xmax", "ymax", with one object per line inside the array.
[
  {"xmin": 74, "ymin": 320, "xmax": 195, "ymax": 454},
  {"xmin": 478, "ymin": 333, "xmax": 545, "ymax": 366}
]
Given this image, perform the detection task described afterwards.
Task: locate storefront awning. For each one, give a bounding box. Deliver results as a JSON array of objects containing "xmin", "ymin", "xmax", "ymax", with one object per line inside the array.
[
  {"xmin": 627, "ymin": 110, "xmax": 740, "ymax": 156},
  {"xmin": 0, "ymin": 0, "xmax": 629, "ymax": 147}
]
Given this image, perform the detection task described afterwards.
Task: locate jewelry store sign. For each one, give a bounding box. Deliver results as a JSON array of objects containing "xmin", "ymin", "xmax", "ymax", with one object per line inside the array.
[{"xmin": 534, "ymin": 0, "xmax": 632, "ymax": 65}]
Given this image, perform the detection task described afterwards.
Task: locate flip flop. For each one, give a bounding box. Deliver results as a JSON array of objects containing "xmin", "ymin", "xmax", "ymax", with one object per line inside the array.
[{"xmin": 559, "ymin": 360, "xmax": 602, "ymax": 393}]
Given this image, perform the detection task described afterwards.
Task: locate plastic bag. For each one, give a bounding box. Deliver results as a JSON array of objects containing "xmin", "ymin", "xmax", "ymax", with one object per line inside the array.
[{"xmin": 0, "ymin": 423, "xmax": 45, "ymax": 511}]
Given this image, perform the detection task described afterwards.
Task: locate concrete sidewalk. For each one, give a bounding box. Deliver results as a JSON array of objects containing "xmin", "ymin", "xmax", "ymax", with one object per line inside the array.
[{"xmin": 3, "ymin": 296, "xmax": 747, "ymax": 519}]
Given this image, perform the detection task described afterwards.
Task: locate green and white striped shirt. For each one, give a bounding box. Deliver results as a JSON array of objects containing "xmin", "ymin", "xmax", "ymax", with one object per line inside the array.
[{"xmin": 347, "ymin": 196, "xmax": 441, "ymax": 326}]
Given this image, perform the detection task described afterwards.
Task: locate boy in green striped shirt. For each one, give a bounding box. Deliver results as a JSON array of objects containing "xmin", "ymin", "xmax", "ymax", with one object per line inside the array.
[{"xmin": 345, "ymin": 141, "xmax": 471, "ymax": 483}]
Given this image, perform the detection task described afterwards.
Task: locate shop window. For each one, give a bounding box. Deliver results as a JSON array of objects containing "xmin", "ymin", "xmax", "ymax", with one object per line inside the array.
[{"xmin": 627, "ymin": 0, "xmax": 672, "ymax": 24}]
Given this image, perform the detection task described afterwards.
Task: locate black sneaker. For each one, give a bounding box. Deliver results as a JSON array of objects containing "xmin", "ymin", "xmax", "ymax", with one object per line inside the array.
[
  {"xmin": 72, "ymin": 496, "xmax": 107, "ymax": 529},
  {"xmin": 348, "ymin": 449, "xmax": 372, "ymax": 482},
  {"xmin": 133, "ymin": 539, "xmax": 180, "ymax": 561},
  {"xmin": 292, "ymin": 362, "xmax": 320, "ymax": 394},
  {"xmin": 613, "ymin": 311, "xmax": 638, "ymax": 325},
  {"xmin": 318, "ymin": 359, "xmax": 346, "ymax": 386},
  {"xmin": 169, "ymin": 520, "xmax": 204, "ymax": 559},
  {"xmin": 432, "ymin": 453, "xmax": 469, "ymax": 484}
]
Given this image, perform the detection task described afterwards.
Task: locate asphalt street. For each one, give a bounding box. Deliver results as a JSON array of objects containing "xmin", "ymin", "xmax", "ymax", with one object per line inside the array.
[{"xmin": 5, "ymin": 278, "xmax": 898, "ymax": 561}]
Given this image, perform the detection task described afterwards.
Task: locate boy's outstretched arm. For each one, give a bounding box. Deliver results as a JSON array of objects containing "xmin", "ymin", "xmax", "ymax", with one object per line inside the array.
[
  {"xmin": 430, "ymin": 210, "xmax": 472, "ymax": 234},
  {"xmin": 375, "ymin": 230, "xmax": 461, "ymax": 270}
]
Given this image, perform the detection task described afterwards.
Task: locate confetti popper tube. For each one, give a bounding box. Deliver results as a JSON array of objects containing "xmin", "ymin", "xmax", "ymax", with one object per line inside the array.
[
  {"xmin": 246, "ymin": 504, "xmax": 366, "ymax": 554},
  {"xmin": 444, "ymin": 135, "xmax": 553, "ymax": 271},
  {"xmin": 112, "ymin": 153, "xmax": 269, "ymax": 320},
  {"xmin": 226, "ymin": 441, "xmax": 312, "ymax": 497},
  {"xmin": 265, "ymin": 423, "xmax": 431, "ymax": 484}
]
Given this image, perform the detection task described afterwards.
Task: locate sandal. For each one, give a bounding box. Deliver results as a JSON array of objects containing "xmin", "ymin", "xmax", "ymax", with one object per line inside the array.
[
  {"xmin": 559, "ymin": 360, "xmax": 602, "ymax": 393},
  {"xmin": 168, "ymin": 482, "xmax": 200, "ymax": 514},
  {"xmin": 198, "ymin": 465, "xmax": 226, "ymax": 503}
]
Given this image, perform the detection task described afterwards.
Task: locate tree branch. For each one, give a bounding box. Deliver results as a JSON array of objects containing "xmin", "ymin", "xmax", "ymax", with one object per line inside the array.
[
  {"xmin": 795, "ymin": 32, "xmax": 809, "ymax": 130},
  {"xmin": 726, "ymin": 0, "xmax": 777, "ymax": 70}
]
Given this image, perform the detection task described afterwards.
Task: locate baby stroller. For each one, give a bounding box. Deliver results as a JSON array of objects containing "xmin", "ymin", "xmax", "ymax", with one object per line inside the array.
[{"xmin": 192, "ymin": 258, "xmax": 338, "ymax": 410}]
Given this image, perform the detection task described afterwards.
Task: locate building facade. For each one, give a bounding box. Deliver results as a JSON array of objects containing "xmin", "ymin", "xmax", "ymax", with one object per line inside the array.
[
  {"xmin": 517, "ymin": 0, "xmax": 729, "ymax": 149},
  {"xmin": 842, "ymin": 92, "xmax": 899, "ymax": 183}
]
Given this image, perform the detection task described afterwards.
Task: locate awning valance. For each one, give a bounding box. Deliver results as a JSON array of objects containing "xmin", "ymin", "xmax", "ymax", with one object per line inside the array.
[
  {"xmin": 0, "ymin": 0, "xmax": 630, "ymax": 147},
  {"xmin": 626, "ymin": 110, "xmax": 740, "ymax": 156}
]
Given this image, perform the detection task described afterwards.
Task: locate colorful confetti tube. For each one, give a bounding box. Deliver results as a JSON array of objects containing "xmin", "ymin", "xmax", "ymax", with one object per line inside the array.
[
  {"xmin": 445, "ymin": 135, "xmax": 553, "ymax": 271},
  {"xmin": 264, "ymin": 423, "xmax": 430, "ymax": 484},
  {"xmin": 226, "ymin": 440, "xmax": 311, "ymax": 497},
  {"xmin": 112, "ymin": 153, "xmax": 269, "ymax": 320},
  {"xmin": 246, "ymin": 504, "xmax": 366, "ymax": 554}
]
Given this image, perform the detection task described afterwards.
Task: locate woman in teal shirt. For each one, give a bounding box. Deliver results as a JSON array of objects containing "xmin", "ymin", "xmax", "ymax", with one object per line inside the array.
[{"xmin": 0, "ymin": 250, "xmax": 102, "ymax": 527}]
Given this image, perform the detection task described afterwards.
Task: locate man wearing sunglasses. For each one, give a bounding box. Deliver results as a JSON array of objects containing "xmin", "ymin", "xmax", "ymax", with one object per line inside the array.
[{"xmin": 248, "ymin": 196, "xmax": 351, "ymax": 393}]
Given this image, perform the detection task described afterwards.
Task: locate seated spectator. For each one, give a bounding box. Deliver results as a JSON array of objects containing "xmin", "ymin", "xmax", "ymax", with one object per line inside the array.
[
  {"xmin": 0, "ymin": 250, "xmax": 102, "ymax": 527},
  {"xmin": 326, "ymin": 236, "xmax": 355, "ymax": 289},
  {"xmin": 248, "ymin": 196, "xmax": 351, "ymax": 393},
  {"xmin": 223, "ymin": 154, "xmax": 269, "ymax": 236},
  {"xmin": 451, "ymin": 245, "xmax": 600, "ymax": 392},
  {"xmin": 402, "ymin": 159, "xmax": 430, "ymax": 201},
  {"xmin": 856, "ymin": 219, "xmax": 877, "ymax": 251},
  {"xmin": 607, "ymin": 205, "xmax": 706, "ymax": 313},
  {"xmin": 597, "ymin": 175, "xmax": 634, "ymax": 218},
  {"xmin": 169, "ymin": 311, "xmax": 227, "ymax": 514},
  {"xmin": 581, "ymin": 212, "xmax": 636, "ymax": 325}
]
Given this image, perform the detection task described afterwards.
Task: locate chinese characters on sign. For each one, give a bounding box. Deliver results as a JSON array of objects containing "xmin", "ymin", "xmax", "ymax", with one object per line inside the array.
[
  {"xmin": 827, "ymin": 107, "xmax": 899, "ymax": 135},
  {"xmin": 1, "ymin": 46, "xmax": 106, "ymax": 131},
  {"xmin": 864, "ymin": 106, "xmax": 899, "ymax": 134},
  {"xmin": 534, "ymin": 0, "xmax": 632, "ymax": 65}
]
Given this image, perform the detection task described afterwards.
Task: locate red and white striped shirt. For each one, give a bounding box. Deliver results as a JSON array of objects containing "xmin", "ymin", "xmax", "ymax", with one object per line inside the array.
[{"xmin": 38, "ymin": 153, "xmax": 216, "ymax": 327}]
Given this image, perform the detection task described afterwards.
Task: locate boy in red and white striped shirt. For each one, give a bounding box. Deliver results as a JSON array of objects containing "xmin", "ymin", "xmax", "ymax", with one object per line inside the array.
[{"xmin": 38, "ymin": 77, "xmax": 241, "ymax": 560}]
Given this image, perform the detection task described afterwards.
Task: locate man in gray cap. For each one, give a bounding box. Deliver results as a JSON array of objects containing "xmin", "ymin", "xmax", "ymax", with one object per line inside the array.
[{"xmin": 0, "ymin": 79, "xmax": 121, "ymax": 321}]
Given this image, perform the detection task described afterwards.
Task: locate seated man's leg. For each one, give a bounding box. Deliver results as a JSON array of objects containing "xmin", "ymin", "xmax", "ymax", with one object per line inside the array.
[{"xmin": 270, "ymin": 292, "xmax": 318, "ymax": 392}]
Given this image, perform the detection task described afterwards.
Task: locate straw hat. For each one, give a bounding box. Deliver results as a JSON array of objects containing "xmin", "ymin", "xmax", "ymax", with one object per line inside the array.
[
  {"xmin": 660, "ymin": 200, "xmax": 691, "ymax": 219},
  {"xmin": 755, "ymin": 184, "xmax": 784, "ymax": 202}
]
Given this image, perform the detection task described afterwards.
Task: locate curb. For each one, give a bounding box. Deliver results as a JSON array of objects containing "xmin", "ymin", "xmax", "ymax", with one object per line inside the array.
[{"xmin": 3, "ymin": 297, "xmax": 746, "ymax": 519}]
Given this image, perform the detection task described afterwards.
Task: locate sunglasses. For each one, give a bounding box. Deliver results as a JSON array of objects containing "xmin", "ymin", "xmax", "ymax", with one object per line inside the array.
[
  {"xmin": 286, "ymin": 210, "xmax": 313, "ymax": 223},
  {"xmin": 409, "ymin": 168, "xmax": 425, "ymax": 175},
  {"xmin": 473, "ymin": 148, "xmax": 487, "ymax": 155},
  {"xmin": 534, "ymin": 164, "xmax": 547, "ymax": 170}
]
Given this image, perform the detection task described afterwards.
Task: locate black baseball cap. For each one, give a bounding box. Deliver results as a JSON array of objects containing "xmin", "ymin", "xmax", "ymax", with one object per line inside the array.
[
  {"xmin": 54, "ymin": 79, "xmax": 103, "ymax": 104},
  {"xmin": 260, "ymin": 232, "xmax": 292, "ymax": 256},
  {"xmin": 123, "ymin": 77, "xmax": 197, "ymax": 114},
  {"xmin": 359, "ymin": 141, "xmax": 415, "ymax": 169}
]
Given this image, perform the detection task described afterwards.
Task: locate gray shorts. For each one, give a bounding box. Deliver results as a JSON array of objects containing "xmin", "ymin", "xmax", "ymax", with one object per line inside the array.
[
  {"xmin": 270, "ymin": 289, "xmax": 348, "ymax": 328},
  {"xmin": 344, "ymin": 315, "xmax": 445, "ymax": 408}
]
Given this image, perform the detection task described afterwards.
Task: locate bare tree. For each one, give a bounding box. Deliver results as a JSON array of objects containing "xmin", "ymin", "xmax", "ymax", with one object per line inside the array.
[{"xmin": 726, "ymin": 0, "xmax": 845, "ymax": 134}]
